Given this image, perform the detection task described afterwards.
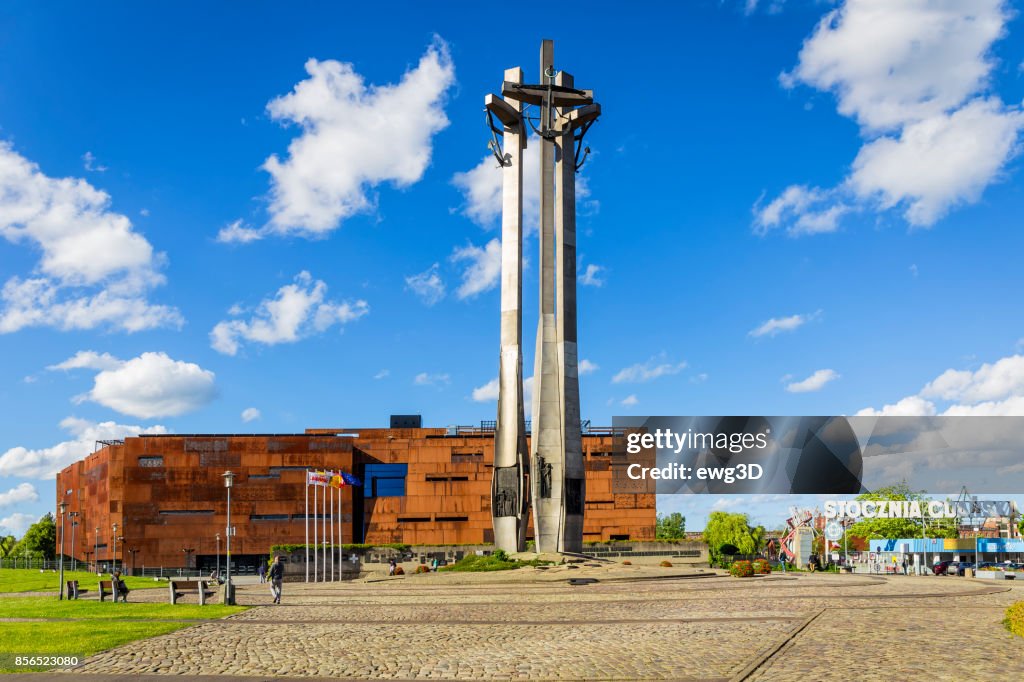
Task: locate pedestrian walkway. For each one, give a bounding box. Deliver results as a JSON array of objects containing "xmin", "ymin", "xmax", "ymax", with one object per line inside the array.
[{"xmin": 30, "ymin": 569, "xmax": 1024, "ymax": 680}]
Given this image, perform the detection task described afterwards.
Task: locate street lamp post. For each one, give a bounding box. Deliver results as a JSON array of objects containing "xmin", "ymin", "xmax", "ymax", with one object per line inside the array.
[
  {"xmin": 58, "ymin": 502, "xmax": 67, "ymax": 600},
  {"xmin": 215, "ymin": 533, "xmax": 221, "ymax": 580},
  {"xmin": 222, "ymin": 471, "xmax": 235, "ymax": 605},
  {"xmin": 94, "ymin": 527, "xmax": 100, "ymax": 573},
  {"xmin": 69, "ymin": 513, "xmax": 79, "ymax": 572},
  {"xmin": 111, "ymin": 523, "xmax": 118, "ymax": 573}
]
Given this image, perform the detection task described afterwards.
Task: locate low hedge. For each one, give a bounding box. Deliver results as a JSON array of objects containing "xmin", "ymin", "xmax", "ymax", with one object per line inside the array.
[
  {"xmin": 730, "ymin": 560, "xmax": 754, "ymax": 578},
  {"xmin": 1005, "ymin": 601, "xmax": 1024, "ymax": 638},
  {"xmin": 751, "ymin": 559, "xmax": 772, "ymax": 575}
]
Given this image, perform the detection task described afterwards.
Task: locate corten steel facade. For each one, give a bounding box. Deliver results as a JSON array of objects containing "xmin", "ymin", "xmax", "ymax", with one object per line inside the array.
[{"xmin": 55, "ymin": 426, "xmax": 655, "ymax": 571}]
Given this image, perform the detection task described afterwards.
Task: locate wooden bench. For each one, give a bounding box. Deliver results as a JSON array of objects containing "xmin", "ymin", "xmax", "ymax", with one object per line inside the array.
[
  {"xmin": 168, "ymin": 580, "xmax": 214, "ymax": 605},
  {"xmin": 65, "ymin": 580, "xmax": 88, "ymax": 599},
  {"xmin": 99, "ymin": 579, "xmax": 128, "ymax": 602}
]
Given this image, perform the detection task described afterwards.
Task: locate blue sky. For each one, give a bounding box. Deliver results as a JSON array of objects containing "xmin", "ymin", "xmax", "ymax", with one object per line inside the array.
[{"xmin": 2, "ymin": 1, "xmax": 1024, "ymax": 534}]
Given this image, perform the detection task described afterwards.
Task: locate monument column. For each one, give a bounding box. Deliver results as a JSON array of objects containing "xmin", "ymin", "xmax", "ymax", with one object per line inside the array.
[
  {"xmin": 489, "ymin": 69, "xmax": 529, "ymax": 552},
  {"xmin": 489, "ymin": 40, "xmax": 599, "ymax": 555}
]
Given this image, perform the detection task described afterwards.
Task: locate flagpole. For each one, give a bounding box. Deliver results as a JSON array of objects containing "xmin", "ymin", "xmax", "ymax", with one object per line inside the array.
[
  {"xmin": 305, "ymin": 470, "xmax": 309, "ymax": 583},
  {"xmin": 344, "ymin": 477, "xmax": 348, "ymax": 577},
  {"xmin": 329, "ymin": 479, "xmax": 335, "ymax": 583},
  {"xmin": 337, "ymin": 478, "xmax": 342, "ymax": 581},
  {"xmin": 322, "ymin": 474, "xmax": 327, "ymax": 583},
  {"xmin": 313, "ymin": 472, "xmax": 318, "ymax": 582}
]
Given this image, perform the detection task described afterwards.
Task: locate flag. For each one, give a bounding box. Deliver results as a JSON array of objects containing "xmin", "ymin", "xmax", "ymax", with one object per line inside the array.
[
  {"xmin": 307, "ymin": 470, "xmax": 330, "ymax": 487},
  {"xmin": 340, "ymin": 472, "xmax": 362, "ymax": 486},
  {"xmin": 329, "ymin": 474, "xmax": 343, "ymax": 489}
]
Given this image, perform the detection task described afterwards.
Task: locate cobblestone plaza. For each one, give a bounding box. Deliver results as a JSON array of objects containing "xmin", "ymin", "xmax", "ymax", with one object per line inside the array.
[{"xmin": 28, "ymin": 566, "xmax": 1024, "ymax": 680}]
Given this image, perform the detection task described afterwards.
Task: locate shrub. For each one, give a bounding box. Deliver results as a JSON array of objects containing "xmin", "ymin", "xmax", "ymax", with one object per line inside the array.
[
  {"xmin": 394, "ymin": 566, "xmax": 405, "ymax": 575},
  {"xmin": 493, "ymin": 549, "xmax": 509, "ymax": 562},
  {"xmin": 414, "ymin": 565, "xmax": 430, "ymax": 574},
  {"xmin": 1005, "ymin": 601, "xmax": 1024, "ymax": 638},
  {"xmin": 730, "ymin": 560, "xmax": 754, "ymax": 578},
  {"xmin": 751, "ymin": 559, "xmax": 772, "ymax": 575},
  {"xmin": 659, "ymin": 560, "xmax": 673, "ymax": 567},
  {"xmin": 622, "ymin": 560, "xmax": 632, "ymax": 566}
]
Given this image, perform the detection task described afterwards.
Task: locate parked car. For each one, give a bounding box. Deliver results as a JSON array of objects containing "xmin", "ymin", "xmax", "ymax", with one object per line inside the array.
[
  {"xmin": 951, "ymin": 561, "xmax": 976, "ymax": 576},
  {"xmin": 932, "ymin": 560, "xmax": 954, "ymax": 575}
]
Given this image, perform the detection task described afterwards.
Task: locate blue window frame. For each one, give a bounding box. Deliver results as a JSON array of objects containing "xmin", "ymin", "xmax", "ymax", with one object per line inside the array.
[{"xmin": 363, "ymin": 463, "xmax": 407, "ymax": 497}]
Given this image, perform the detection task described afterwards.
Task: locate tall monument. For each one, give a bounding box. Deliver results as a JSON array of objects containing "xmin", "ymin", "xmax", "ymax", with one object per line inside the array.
[{"xmin": 489, "ymin": 40, "xmax": 600, "ymax": 553}]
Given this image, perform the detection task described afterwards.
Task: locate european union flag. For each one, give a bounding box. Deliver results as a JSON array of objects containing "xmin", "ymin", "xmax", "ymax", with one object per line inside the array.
[{"xmin": 341, "ymin": 472, "xmax": 362, "ymax": 486}]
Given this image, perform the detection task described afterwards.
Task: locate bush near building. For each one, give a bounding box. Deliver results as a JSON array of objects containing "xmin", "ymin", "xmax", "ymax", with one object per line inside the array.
[
  {"xmin": 751, "ymin": 559, "xmax": 772, "ymax": 575},
  {"xmin": 1005, "ymin": 601, "xmax": 1024, "ymax": 638},
  {"xmin": 730, "ymin": 560, "xmax": 754, "ymax": 578}
]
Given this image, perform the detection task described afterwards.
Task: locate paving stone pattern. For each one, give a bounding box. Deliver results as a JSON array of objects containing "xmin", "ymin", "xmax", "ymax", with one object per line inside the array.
[{"xmin": 66, "ymin": 569, "xmax": 1024, "ymax": 680}]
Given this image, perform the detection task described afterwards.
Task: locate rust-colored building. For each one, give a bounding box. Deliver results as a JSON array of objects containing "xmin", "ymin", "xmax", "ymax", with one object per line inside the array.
[{"xmin": 55, "ymin": 421, "xmax": 655, "ymax": 572}]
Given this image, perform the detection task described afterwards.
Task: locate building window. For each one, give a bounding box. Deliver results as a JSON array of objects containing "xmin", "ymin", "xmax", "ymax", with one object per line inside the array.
[
  {"xmin": 451, "ymin": 452, "xmax": 483, "ymax": 463},
  {"xmin": 138, "ymin": 456, "xmax": 164, "ymax": 467},
  {"xmin": 425, "ymin": 475, "xmax": 469, "ymax": 482},
  {"xmin": 364, "ymin": 463, "xmax": 407, "ymax": 497},
  {"xmin": 159, "ymin": 510, "xmax": 215, "ymax": 516},
  {"xmin": 250, "ymin": 514, "xmax": 290, "ymax": 522}
]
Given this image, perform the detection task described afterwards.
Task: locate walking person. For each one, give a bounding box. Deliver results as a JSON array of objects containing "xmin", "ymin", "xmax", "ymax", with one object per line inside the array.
[
  {"xmin": 268, "ymin": 555, "xmax": 284, "ymax": 604},
  {"xmin": 258, "ymin": 559, "xmax": 267, "ymax": 584}
]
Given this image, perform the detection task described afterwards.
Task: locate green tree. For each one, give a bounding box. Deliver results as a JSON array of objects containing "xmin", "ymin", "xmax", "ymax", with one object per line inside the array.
[
  {"xmin": 655, "ymin": 512, "xmax": 686, "ymax": 540},
  {"xmin": 702, "ymin": 512, "xmax": 764, "ymax": 565},
  {"xmin": 0, "ymin": 534, "xmax": 16, "ymax": 560},
  {"xmin": 10, "ymin": 513, "xmax": 56, "ymax": 560},
  {"xmin": 847, "ymin": 483, "xmax": 957, "ymax": 540},
  {"xmin": 1018, "ymin": 517, "xmax": 1024, "ymax": 537}
]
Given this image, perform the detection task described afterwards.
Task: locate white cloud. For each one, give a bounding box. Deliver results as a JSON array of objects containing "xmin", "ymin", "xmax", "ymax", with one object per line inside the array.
[
  {"xmin": 51, "ymin": 351, "xmax": 217, "ymax": 419},
  {"xmin": 578, "ymin": 359, "xmax": 599, "ymax": 375},
  {"xmin": 783, "ymin": 0, "xmax": 1008, "ymax": 132},
  {"xmin": 749, "ymin": 310, "xmax": 821, "ymax": 338},
  {"xmin": 472, "ymin": 378, "xmax": 499, "ymax": 402},
  {"xmin": 414, "ymin": 372, "xmax": 450, "ymax": 386},
  {"xmin": 855, "ymin": 395, "xmax": 938, "ymax": 417},
  {"xmin": 612, "ymin": 354, "xmax": 687, "ymax": 384},
  {"xmin": 920, "ymin": 354, "xmax": 1024, "ymax": 404},
  {"xmin": 374, "ymin": 369, "xmax": 390, "ymax": 380},
  {"xmin": 579, "ymin": 264, "xmax": 605, "ymax": 287},
  {"xmin": 848, "ymin": 98, "xmax": 1024, "ymax": 226},
  {"xmin": 258, "ymin": 38, "xmax": 455, "ymax": 238},
  {"xmin": 785, "ymin": 368, "xmax": 839, "ymax": 393},
  {"xmin": 241, "ymin": 407, "xmax": 261, "ymax": 423},
  {"xmin": 621, "ymin": 394, "xmax": 639, "ymax": 406},
  {"xmin": 756, "ymin": 1, "xmax": 1023, "ymax": 233},
  {"xmin": 405, "ymin": 263, "xmax": 446, "ymax": 306},
  {"xmin": 210, "ymin": 271, "xmax": 368, "ymax": 355},
  {"xmin": 0, "ymin": 417, "xmax": 168, "ymax": 480},
  {"xmin": 0, "ymin": 142, "xmax": 181, "ymax": 333},
  {"xmin": 858, "ymin": 354, "xmax": 1024, "ymax": 416},
  {"xmin": 451, "ymin": 239, "xmax": 501, "ymax": 300},
  {"xmin": 47, "ymin": 350, "xmax": 122, "ymax": 372},
  {"xmin": 216, "ymin": 219, "xmax": 263, "ymax": 244},
  {"xmin": 0, "ymin": 482, "xmax": 39, "ymax": 508},
  {"xmin": 0, "ymin": 512, "xmax": 37, "ymax": 536},
  {"xmin": 82, "ymin": 151, "xmax": 107, "ymax": 173}
]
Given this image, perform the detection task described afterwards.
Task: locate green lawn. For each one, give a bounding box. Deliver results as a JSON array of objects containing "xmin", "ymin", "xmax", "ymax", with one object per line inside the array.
[
  {"xmin": 0, "ymin": 568, "xmax": 163, "ymax": 593},
  {"xmin": 0, "ymin": 596, "xmax": 249, "ymax": 673},
  {"xmin": 0, "ymin": 621, "xmax": 187, "ymax": 672},
  {"xmin": 0, "ymin": 596, "xmax": 247, "ymax": 620}
]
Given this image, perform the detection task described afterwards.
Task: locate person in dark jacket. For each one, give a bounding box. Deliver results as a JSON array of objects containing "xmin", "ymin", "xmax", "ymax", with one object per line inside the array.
[{"xmin": 268, "ymin": 555, "xmax": 284, "ymax": 604}]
